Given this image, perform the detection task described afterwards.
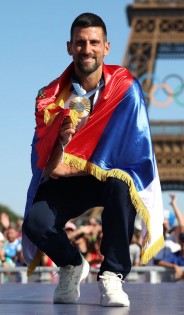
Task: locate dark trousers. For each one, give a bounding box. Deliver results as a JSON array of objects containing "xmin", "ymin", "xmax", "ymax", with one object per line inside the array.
[{"xmin": 23, "ymin": 175, "xmax": 136, "ymax": 279}]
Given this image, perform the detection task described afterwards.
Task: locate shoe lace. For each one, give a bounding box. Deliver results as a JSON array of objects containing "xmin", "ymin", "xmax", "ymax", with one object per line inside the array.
[
  {"xmin": 99, "ymin": 273, "xmax": 124, "ymax": 281},
  {"xmin": 99, "ymin": 273, "xmax": 124, "ymax": 291}
]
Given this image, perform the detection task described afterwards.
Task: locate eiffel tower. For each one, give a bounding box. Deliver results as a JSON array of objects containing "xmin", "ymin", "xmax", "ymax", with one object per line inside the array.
[{"xmin": 123, "ymin": 0, "xmax": 184, "ymax": 191}]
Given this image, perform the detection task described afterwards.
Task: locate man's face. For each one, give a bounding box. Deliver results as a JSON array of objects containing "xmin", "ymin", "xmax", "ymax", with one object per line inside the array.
[
  {"xmin": 7, "ymin": 228, "xmax": 17, "ymax": 242},
  {"xmin": 67, "ymin": 26, "xmax": 110, "ymax": 75}
]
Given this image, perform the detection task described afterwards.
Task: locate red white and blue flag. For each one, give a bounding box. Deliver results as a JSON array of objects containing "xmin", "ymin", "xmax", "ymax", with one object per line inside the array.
[{"xmin": 23, "ymin": 63, "xmax": 164, "ymax": 275}]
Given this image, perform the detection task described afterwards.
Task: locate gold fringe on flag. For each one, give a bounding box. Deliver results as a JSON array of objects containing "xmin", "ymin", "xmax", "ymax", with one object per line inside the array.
[
  {"xmin": 27, "ymin": 152, "xmax": 164, "ymax": 276},
  {"xmin": 63, "ymin": 152, "xmax": 164, "ymax": 264},
  {"xmin": 141, "ymin": 235, "xmax": 164, "ymax": 265}
]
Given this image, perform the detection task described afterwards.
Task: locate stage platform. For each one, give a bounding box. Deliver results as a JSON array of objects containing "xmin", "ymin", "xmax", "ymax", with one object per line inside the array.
[{"xmin": 0, "ymin": 282, "xmax": 183, "ymax": 315}]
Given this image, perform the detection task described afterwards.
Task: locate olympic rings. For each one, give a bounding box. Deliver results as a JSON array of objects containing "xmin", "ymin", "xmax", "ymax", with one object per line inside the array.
[
  {"xmin": 162, "ymin": 74, "xmax": 184, "ymax": 97},
  {"xmin": 139, "ymin": 73, "xmax": 161, "ymax": 97},
  {"xmin": 173, "ymin": 82, "xmax": 184, "ymax": 107},
  {"xmin": 139, "ymin": 73, "xmax": 184, "ymax": 108},
  {"xmin": 149, "ymin": 83, "xmax": 173, "ymax": 107}
]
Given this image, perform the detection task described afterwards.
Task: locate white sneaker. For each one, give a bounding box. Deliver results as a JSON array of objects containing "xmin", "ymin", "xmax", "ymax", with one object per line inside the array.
[
  {"xmin": 53, "ymin": 255, "xmax": 90, "ymax": 304},
  {"xmin": 98, "ymin": 271, "xmax": 130, "ymax": 307}
]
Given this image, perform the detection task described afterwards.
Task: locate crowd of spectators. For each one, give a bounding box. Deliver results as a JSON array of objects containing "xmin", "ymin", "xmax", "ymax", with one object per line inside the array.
[
  {"xmin": 0, "ymin": 213, "xmax": 24, "ymax": 268},
  {"xmin": 153, "ymin": 194, "xmax": 184, "ymax": 281},
  {"xmin": 0, "ymin": 193, "xmax": 184, "ymax": 282}
]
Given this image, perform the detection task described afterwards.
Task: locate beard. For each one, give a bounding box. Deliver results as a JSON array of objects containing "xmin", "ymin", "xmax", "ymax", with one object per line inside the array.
[{"xmin": 75, "ymin": 55, "xmax": 101, "ymax": 74}]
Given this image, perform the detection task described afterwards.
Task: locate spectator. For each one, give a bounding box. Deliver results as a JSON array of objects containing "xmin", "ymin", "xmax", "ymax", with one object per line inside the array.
[
  {"xmin": 73, "ymin": 234, "xmax": 89, "ymax": 258},
  {"xmin": 65, "ymin": 219, "xmax": 104, "ymax": 266},
  {"xmin": 40, "ymin": 253, "xmax": 57, "ymax": 283},
  {"xmin": 16, "ymin": 218, "xmax": 23, "ymax": 239},
  {"xmin": 169, "ymin": 194, "xmax": 184, "ymax": 239},
  {"xmin": 129, "ymin": 233, "xmax": 141, "ymax": 267},
  {"xmin": 155, "ymin": 232, "xmax": 184, "ymax": 281},
  {"xmin": 154, "ymin": 194, "xmax": 183, "ymax": 263},
  {"xmin": 153, "ymin": 213, "xmax": 181, "ymax": 264},
  {"xmin": 65, "ymin": 220, "xmax": 100, "ymax": 241},
  {"xmin": 3, "ymin": 224, "xmax": 23, "ymax": 267},
  {"xmin": 0, "ymin": 212, "xmax": 10, "ymax": 232},
  {"xmin": 85, "ymin": 232, "xmax": 104, "ymax": 268},
  {"xmin": 87, "ymin": 217, "xmax": 102, "ymax": 241},
  {"xmin": 153, "ymin": 194, "xmax": 184, "ymax": 281},
  {"xmin": 64, "ymin": 221, "xmax": 77, "ymax": 239},
  {"xmin": 41, "ymin": 253, "xmax": 56, "ymax": 268},
  {"xmin": 134, "ymin": 215, "xmax": 142, "ymax": 247},
  {"xmin": 64, "ymin": 221, "xmax": 90, "ymax": 257},
  {"xmin": 0, "ymin": 231, "xmax": 6, "ymax": 266}
]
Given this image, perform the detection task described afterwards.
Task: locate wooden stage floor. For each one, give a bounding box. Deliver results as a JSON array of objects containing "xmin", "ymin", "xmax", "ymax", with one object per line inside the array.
[{"xmin": 0, "ymin": 282, "xmax": 183, "ymax": 315}]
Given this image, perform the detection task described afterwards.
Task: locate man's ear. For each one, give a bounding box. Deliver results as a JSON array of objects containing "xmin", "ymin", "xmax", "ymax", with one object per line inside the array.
[
  {"xmin": 67, "ymin": 41, "xmax": 72, "ymax": 56},
  {"xmin": 104, "ymin": 41, "xmax": 110, "ymax": 57}
]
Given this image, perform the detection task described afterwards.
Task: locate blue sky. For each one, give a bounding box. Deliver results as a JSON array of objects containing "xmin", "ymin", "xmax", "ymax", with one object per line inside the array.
[{"xmin": 0, "ymin": 0, "xmax": 183, "ymax": 217}]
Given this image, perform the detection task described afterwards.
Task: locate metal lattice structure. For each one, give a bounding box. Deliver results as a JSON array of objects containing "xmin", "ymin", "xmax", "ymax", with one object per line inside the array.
[
  {"xmin": 123, "ymin": 0, "xmax": 184, "ymax": 190},
  {"xmin": 151, "ymin": 121, "xmax": 184, "ymax": 190}
]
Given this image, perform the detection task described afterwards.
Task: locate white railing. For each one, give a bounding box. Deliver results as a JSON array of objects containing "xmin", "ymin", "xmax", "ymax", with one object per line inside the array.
[{"xmin": 0, "ymin": 266, "xmax": 184, "ymax": 284}]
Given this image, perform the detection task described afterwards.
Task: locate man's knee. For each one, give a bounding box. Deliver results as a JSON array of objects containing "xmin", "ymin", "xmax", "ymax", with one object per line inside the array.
[
  {"xmin": 106, "ymin": 177, "xmax": 129, "ymax": 194},
  {"xmin": 22, "ymin": 215, "xmax": 35, "ymax": 240},
  {"xmin": 22, "ymin": 201, "xmax": 54, "ymax": 241},
  {"xmin": 22, "ymin": 212, "xmax": 41, "ymax": 241}
]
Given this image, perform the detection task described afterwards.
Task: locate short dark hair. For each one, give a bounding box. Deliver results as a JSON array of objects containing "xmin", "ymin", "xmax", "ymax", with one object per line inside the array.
[{"xmin": 70, "ymin": 12, "xmax": 107, "ymax": 42}]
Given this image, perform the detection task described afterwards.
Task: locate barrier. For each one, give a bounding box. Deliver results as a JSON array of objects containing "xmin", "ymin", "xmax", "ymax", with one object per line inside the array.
[{"xmin": 0, "ymin": 266, "xmax": 184, "ymax": 284}]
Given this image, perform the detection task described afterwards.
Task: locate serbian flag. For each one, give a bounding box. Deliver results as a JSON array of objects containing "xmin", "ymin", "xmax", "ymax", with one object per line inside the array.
[{"xmin": 23, "ymin": 63, "xmax": 164, "ymax": 275}]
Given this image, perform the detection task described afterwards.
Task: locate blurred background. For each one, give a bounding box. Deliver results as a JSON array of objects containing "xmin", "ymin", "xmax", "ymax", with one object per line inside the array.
[
  {"xmin": 0, "ymin": 0, "xmax": 183, "ymax": 221},
  {"xmin": 0, "ymin": 0, "xmax": 184, "ymax": 284}
]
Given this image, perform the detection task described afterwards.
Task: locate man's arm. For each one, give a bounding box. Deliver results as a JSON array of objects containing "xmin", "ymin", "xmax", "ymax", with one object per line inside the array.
[
  {"xmin": 43, "ymin": 116, "xmax": 87, "ymax": 178},
  {"xmin": 170, "ymin": 194, "xmax": 184, "ymax": 232},
  {"xmin": 156, "ymin": 259, "xmax": 184, "ymax": 280}
]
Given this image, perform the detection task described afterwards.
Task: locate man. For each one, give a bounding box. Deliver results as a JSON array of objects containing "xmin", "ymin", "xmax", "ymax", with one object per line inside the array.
[
  {"xmin": 154, "ymin": 232, "xmax": 184, "ymax": 281},
  {"xmin": 3, "ymin": 225, "xmax": 22, "ymax": 267},
  {"xmin": 22, "ymin": 13, "xmax": 164, "ymax": 307}
]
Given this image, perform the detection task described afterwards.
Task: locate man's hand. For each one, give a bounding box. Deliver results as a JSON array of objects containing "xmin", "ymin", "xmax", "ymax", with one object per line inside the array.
[
  {"xmin": 49, "ymin": 115, "xmax": 86, "ymax": 178},
  {"xmin": 59, "ymin": 116, "xmax": 78, "ymax": 146},
  {"xmin": 174, "ymin": 264, "xmax": 184, "ymax": 280},
  {"xmin": 170, "ymin": 194, "xmax": 177, "ymax": 207},
  {"xmin": 44, "ymin": 115, "xmax": 82, "ymax": 178},
  {"xmin": 50, "ymin": 161, "xmax": 87, "ymax": 178},
  {"xmin": 0, "ymin": 213, "xmax": 10, "ymax": 229}
]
